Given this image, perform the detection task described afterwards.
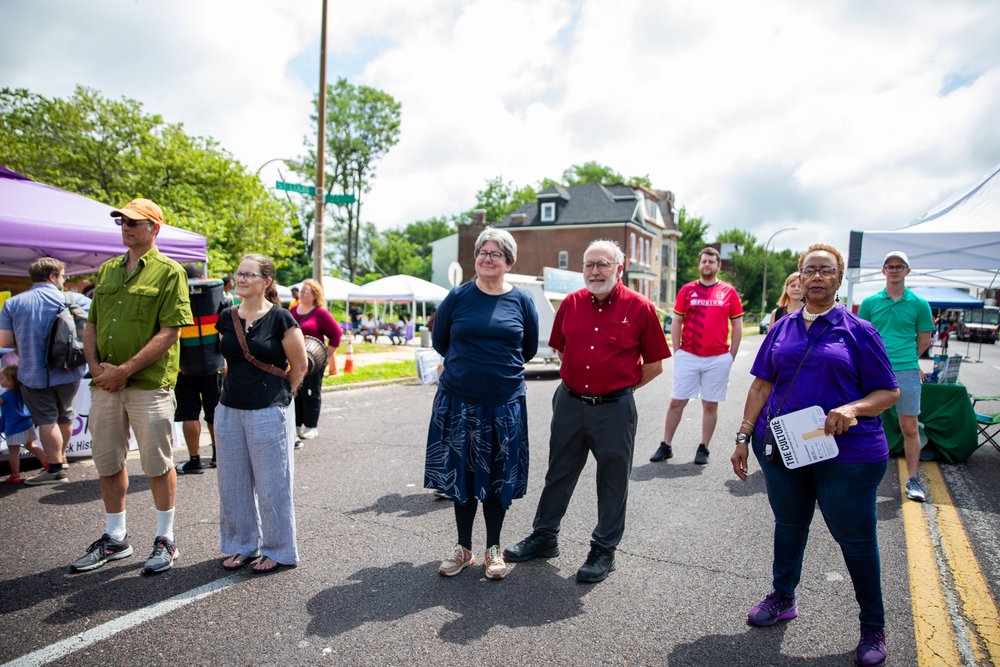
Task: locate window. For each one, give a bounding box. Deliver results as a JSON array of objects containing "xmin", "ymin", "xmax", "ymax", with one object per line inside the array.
[
  {"xmin": 558, "ymin": 250, "xmax": 568, "ymax": 269},
  {"xmin": 630, "ymin": 233, "xmax": 636, "ymax": 261},
  {"xmin": 540, "ymin": 202, "xmax": 556, "ymax": 222}
]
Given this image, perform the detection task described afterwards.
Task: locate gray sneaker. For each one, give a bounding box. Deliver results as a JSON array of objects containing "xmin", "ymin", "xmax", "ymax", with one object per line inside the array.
[
  {"xmin": 905, "ymin": 476, "xmax": 926, "ymax": 502},
  {"xmin": 143, "ymin": 536, "xmax": 179, "ymax": 574},
  {"xmin": 72, "ymin": 533, "xmax": 134, "ymax": 572},
  {"xmin": 24, "ymin": 469, "xmax": 69, "ymax": 486}
]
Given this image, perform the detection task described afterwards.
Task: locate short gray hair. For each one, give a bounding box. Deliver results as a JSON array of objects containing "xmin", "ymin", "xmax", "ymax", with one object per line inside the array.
[
  {"xmin": 475, "ymin": 226, "xmax": 517, "ymax": 264},
  {"xmin": 584, "ymin": 239, "xmax": 625, "ymax": 265}
]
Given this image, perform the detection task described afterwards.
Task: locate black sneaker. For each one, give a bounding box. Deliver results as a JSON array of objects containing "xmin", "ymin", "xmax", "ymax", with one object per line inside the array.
[
  {"xmin": 176, "ymin": 459, "xmax": 204, "ymax": 475},
  {"xmin": 71, "ymin": 533, "xmax": 134, "ymax": 572},
  {"xmin": 694, "ymin": 444, "xmax": 710, "ymax": 465},
  {"xmin": 650, "ymin": 442, "xmax": 673, "ymax": 462},
  {"xmin": 143, "ymin": 536, "xmax": 179, "ymax": 574},
  {"xmin": 503, "ymin": 533, "xmax": 559, "ymax": 562},
  {"xmin": 576, "ymin": 545, "xmax": 616, "ymax": 583}
]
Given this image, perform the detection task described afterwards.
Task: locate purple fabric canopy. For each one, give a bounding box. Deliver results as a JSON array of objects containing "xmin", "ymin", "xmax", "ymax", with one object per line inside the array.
[{"xmin": 0, "ymin": 165, "xmax": 207, "ymax": 276}]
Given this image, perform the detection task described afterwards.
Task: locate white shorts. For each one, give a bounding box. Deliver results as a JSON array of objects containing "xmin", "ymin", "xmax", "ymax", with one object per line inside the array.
[{"xmin": 671, "ymin": 349, "xmax": 733, "ymax": 403}]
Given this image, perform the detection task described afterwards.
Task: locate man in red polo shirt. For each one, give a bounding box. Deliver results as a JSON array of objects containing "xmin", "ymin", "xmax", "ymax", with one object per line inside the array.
[
  {"xmin": 652, "ymin": 246, "xmax": 743, "ymax": 465},
  {"xmin": 504, "ymin": 240, "xmax": 671, "ymax": 583}
]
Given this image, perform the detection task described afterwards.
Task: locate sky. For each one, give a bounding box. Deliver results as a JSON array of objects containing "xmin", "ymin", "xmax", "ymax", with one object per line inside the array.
[{"xmin": 2, "ymin": 0, "xmax": 999, "ymax": 254}]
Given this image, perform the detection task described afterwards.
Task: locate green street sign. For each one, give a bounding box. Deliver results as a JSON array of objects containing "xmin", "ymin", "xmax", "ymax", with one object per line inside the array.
[
  {"xmin": 325, "ymin": 194, "xmax": 356, "ymax": 205},
  {"xmin": 275, "ymin": 180, "xmax": 316, "ymax": 196}
]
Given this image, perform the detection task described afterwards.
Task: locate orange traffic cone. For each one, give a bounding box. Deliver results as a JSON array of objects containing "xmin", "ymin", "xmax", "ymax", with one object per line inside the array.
[{"xmin": 343, "ymin": 340, "xmax": 355, "ymax": 374}]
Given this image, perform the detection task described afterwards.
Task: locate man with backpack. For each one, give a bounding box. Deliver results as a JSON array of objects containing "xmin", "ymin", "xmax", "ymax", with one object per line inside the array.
[{"xmin": 0, "ymin": 257, "xmax": 91, "ymax": 485}]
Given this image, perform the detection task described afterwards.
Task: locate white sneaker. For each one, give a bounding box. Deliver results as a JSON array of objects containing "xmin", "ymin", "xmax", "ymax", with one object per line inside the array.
[
  {"xmin": 484, "ymin": 545, "xmax": 509, "ymax": 580},
  {"xmin": 300, "ymin": 427, "xmax": 319, "ymax": 440},
  {"xmin": 438, "ymin": 544, "xmax": 476, "ymax": 576},
  {"xmin": 296, "ymin": 426, "xmax": 304, "ymax": 437},
  {"xmin": 905, "ymin": 476, "xmax": 927, "ymax": 502}
]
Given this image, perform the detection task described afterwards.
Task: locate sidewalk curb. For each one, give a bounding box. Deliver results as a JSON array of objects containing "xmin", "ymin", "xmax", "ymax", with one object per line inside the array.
[{"xmin": 321, "ymin": 376, "xmax": 420, "ymax": 392}]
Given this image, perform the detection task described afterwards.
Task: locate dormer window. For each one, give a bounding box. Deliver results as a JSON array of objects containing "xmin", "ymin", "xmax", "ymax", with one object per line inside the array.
[{"xmin": 540, "ymin": 202, "xmax": 556, "ymax": 222}]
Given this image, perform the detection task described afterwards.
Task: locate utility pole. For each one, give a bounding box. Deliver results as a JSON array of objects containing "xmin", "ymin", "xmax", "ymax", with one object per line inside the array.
[
  {"xmin": 313, "ymin": 0, "xmax": 328, "ymax": 281},
  {"xmin": 762, "ymin": 227, "xmax": 797, "ymax": 316}
]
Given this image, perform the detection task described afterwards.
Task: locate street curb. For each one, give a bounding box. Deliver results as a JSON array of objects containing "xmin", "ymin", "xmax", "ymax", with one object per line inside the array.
[{"xmin": 321, "ymin": 376, "xmax": 420, "ymax": 392}]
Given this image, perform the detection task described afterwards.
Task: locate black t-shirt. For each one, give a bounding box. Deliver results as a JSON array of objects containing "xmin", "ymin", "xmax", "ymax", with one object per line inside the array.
[{"xmin": 216, "ymin": 306, "xmax": 299, "ymax": 410}]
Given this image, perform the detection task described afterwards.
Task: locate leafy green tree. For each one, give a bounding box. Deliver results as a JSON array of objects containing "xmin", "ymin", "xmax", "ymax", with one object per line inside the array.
[
  {"xmin": 474, "ymin": 176, "xmax": 537, "ymax": 222},
  {"xmin": 560, "ymin": 161, "xmax": 652, "ymax": 188},
  {"xmin": 299, "ymin": 78, "xmax": 402, "ymax": 282},
  {"xmin": 712, "ymin": 228, "xmax": 800, "ymax": 314},
  {"xmin": 676, "ymin": 208, "xmax": 711, "ymax": 284},
  {"xmin": 0, "ymin": 86, "xmax": 298, "ymax": 273}
]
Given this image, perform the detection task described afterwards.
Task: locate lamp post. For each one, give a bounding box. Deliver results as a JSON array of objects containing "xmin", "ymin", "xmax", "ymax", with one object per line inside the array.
[
  {"xmin": 762, "ymin": 227, "xmax": 797, "ymax": 316},
  {"xmin": 247, "ymin": 158, "xmax": 294, "ymax": 252}
]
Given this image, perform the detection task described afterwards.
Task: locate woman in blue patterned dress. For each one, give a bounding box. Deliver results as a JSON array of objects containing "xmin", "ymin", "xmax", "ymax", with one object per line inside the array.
[{"xmin": 424, "ymin": 227, "xmax": 539, "ymax": 580}]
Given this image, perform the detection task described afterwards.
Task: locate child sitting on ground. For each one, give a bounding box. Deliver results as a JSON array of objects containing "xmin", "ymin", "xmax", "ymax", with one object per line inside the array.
[{"xmin": 1, "ymin": 365, "xmax": 48, "ymax": 484}]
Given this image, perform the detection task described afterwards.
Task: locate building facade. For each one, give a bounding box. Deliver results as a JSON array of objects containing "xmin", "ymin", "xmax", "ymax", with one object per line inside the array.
[{"xmin": 456, "ymin": 183, "xmax": 679, "ymax": 309}]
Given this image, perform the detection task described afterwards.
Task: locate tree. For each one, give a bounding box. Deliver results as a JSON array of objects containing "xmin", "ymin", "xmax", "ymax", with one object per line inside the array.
[
  {"xmin": 712, "ymin": 228, "xmax": 800, "ymax": 314},
  {"xmin": 299, "ymin": 78, "xmax": 402, "ymax": 282},
  {"xmin": 0, "ymin": 86, "xmax": 299, "ymax": 273},
  {"xmin": 560, "ymin": 161, "xmax": 652, "ymax": 188},
  {"xmin": 474, "ymin": 176, "xmax": 537, "ymax": 222},
  {"xmin": 676, "ymin": 208, "xmax": 711, "ymax": 284}
]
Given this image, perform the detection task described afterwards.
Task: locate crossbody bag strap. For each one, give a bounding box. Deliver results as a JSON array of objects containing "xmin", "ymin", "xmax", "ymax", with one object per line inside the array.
[
  {"xmin": 229, "ymin": 307, "xmax": 287, "ymax": 379},
  {"xmin": 771, "ymin": 321, "xmax": 831, "ymax": 418}
]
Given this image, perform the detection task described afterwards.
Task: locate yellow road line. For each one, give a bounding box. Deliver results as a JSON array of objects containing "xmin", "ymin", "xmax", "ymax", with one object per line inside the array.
[
  {"xmin": 923, "ymin": 462, "xmax": 1000, "ymax": 665},
  {"xmin": 899, "ymin": 459, "xmax": 960, "ymax": 665}
]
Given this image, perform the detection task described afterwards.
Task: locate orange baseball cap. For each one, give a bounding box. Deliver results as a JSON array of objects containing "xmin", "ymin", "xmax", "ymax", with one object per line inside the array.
[{"xmin": 111, "ymin": 198, "xmax": 163, "ymax": 225}]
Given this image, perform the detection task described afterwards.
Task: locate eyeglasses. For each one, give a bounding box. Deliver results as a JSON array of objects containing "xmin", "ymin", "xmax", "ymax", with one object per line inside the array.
[
  {"xmin": 476, "ymin": 250, "xmax": 505, "ymax": 262},
  {"xmin": 113, "ymin": 216, "xmax": 153, "ymax": 228},
  {"xmin": 583, "ymin": 261, "xmax": 614, "ymax": 272},
  {"xmin": 800, "ymin": 266, "xmax": 839, "ymax": 277},
  {"xmin": 234, "ymin": 271, "xmax": 265, "ymax": 281},
  {"xmin": 883, "ymin": 264, "xmax": 908, "ymax": 272}
]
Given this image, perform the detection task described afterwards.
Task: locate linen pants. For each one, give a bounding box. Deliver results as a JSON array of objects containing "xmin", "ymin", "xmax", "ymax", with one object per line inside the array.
[
  {"xmin": 294, "ymin": 372, "xmax": 322, "ymax": 429},
  {"xmin": 215, "ymin": 403, "xmax": 299, "ymax": 565},
  {"xmin": 752, "ymin": 434, "xmax": 887, "ymax": 628},
  {"xmin": 532, "ymin": 385, "xmax": 637, "ymax": 550}
]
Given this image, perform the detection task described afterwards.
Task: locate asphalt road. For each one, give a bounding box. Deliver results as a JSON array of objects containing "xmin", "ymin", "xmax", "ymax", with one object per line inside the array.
[{"xmin": 1, "ymin": 336, "xmax": 998, "ymax": 666}]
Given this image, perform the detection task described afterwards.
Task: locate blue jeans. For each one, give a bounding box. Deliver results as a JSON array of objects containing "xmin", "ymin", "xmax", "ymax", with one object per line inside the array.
[{"xmin": 753, "ymin": 434, "xmax": 887, "ymax": 628}]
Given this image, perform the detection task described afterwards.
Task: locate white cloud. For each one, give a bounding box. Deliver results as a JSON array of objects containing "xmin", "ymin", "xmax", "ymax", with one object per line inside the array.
[{"xmin": 1, "ymin": 0, "xmax": 998, "ymax": 256}]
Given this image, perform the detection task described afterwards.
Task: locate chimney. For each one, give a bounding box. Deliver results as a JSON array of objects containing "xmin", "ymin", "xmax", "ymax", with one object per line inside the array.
[
  {"xmin": 511, "ymin": 213, "xmax": 527, "ymax": 226},
  {"xmin": 472, "ymin": 208, "xmax": 487, "ymax": 225}
]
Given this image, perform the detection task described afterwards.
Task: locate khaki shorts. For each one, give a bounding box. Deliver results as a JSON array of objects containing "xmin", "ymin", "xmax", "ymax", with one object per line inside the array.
[{"xmin": 89, "ymin": 386, "xmax": 175, "ymax": 477}]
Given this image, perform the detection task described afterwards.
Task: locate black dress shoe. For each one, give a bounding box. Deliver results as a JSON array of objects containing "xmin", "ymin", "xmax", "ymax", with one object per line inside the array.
[
  {"xmin": 577, "ymin": 545, "xmax": 616, "ymax": 583},
  {"xmin": 650, "ymin": 442, "xmax": 673, "ymax": 462},
  {"xmin": 503, "ymin": 533, "xmax": 559, "ymax": 562}
]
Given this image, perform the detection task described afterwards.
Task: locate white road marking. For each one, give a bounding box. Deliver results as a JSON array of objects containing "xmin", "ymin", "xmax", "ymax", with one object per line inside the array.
[{"xmin": 2, "ymin": 575, "xmax": 242, "ymax": 667}]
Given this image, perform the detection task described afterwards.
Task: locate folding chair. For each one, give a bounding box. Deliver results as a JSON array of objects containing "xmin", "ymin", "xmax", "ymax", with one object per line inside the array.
[{"xmin": 970, "ymin": 395, "xmax": 1000, "ymax": 454}]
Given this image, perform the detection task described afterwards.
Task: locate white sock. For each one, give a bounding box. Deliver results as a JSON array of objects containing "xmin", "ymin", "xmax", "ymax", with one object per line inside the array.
[
  {"xmin": 106, "ymin": 511, "xmax": 127, "ymax": 541},
  {"xmin": 156, "ymin": 508, "xmax": 175, "ymax": 541}
]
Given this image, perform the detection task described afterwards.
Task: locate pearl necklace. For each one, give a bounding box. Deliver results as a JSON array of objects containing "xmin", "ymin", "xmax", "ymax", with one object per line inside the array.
[{"xmin": 802, "ymin": 304, "xmax": 836, "ymax": 322}]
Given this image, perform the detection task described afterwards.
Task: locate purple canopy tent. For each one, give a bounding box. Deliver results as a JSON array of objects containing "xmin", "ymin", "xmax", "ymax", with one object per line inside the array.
[{"xmin": 0, "ymin": 165, "xmax": 207, "ymax": 276}]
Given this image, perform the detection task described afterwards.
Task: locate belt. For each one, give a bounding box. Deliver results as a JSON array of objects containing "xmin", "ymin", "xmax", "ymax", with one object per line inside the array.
[{"xmin": 562, "ymin": 383, "xmax": 633, "ymax": 406}]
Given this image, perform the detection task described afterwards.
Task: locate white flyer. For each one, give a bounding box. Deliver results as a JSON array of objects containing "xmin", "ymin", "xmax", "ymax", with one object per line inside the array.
[{"xmin": 768, "ymin": 405, "xmax": 839, "ymax": 469}]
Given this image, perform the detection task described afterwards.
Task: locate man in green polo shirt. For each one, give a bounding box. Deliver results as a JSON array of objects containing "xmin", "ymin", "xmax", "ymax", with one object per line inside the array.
[
  {"xmin": 858, "ymin": 251, "xmax": 934, "ymax": 503},
  {"xmin": 76, "ymin": 198, "xmax": 193, "ymax": 575}
]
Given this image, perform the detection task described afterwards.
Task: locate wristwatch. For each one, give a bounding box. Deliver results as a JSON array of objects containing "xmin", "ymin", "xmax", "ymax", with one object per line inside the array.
[{"xmin": 735, "ymin": 433, "xmax": 751, "ymax": 445}]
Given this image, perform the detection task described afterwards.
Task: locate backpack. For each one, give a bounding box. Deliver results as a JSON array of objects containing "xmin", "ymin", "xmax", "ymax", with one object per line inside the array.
[{"xmin": 47, "ymin": 293, "xmax": 88, "ymax": 371}]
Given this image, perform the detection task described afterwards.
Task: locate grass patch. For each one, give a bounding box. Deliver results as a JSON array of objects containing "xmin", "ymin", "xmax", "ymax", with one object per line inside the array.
[
  {"xmin": 323, "ymin": 360, "xmax": 416, "ymax": 386},
  {"xmin": 338, "ymin": 340, "xmax": 403, "ymax": 354}
]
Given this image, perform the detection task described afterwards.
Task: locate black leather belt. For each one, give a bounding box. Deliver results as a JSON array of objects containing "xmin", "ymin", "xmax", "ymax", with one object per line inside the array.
[{"xmin": 562, "ymin": 383, "xmax": 633, "ymax": 406}]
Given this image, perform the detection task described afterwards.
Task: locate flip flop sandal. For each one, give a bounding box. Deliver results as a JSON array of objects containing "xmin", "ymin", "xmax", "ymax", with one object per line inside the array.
[
  {"xmin": 251, "ymin": 559, "xmax": 297, "ymax": 575},
  {"xmin": 222, "ymin": 554, "xmax": 256, "ymax": 571}
]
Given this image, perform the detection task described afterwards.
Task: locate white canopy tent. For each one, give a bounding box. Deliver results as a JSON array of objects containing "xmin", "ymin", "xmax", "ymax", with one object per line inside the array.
[
  {"xmin": 289, "ymin": 276, "xmax": 358, "ymax": 303},
  {"xmin": 347, "ymin": 274, "xmax": 450, "ymax": 322},
  {"xmin": 847, "ymin": 163, "xmax": 1000, "ymax": 306}
]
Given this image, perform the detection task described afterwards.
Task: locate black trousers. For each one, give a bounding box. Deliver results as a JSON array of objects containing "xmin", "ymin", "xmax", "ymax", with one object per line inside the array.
[
  {"xmin": 294, "ymin": 372, "xmax": 322, "ymax": 428},
  {"xmin": 532, "ymin": 385, "xmax": 637, "ymax": 550}
]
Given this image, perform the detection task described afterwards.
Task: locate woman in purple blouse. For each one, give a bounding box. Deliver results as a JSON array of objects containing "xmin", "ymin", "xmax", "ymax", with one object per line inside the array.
[{"xmin": 730, "ymin": 244, "xmax": 899, "ymax": 667}]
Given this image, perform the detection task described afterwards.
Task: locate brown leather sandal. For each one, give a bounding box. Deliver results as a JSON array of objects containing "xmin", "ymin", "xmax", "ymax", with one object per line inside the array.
[{"xmin": 222, "ymin": 554, "xmax": 256, "ymax": 571}]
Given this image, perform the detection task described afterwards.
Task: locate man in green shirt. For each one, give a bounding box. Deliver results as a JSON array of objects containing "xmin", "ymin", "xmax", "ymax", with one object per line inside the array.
[
  {"xmin": 858, "ymin": 251, "xmax": 934, "ymax": 502},
  {"xmin": 76, "ymin": 198, "xmax": 193, "ymax": 575}
]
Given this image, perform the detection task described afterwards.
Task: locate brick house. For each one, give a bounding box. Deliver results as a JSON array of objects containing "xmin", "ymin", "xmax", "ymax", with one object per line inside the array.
[{"xmin": 457, "ymin": 183, "xmax": 680, "ymax": 309}]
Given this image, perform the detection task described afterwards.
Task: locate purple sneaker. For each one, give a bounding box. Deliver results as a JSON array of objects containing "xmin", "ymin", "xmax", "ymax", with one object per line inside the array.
[
  {"xmin": 747, "ymin": 591, "xmax": 798, "ymax": 627},
  {"xmin": 854, "ymin": 626, "xmax": 887, "ymax": 666}
]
